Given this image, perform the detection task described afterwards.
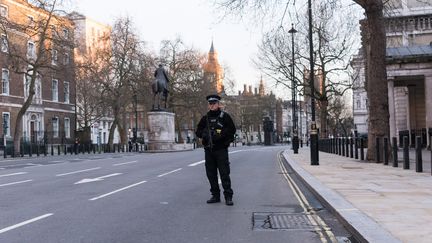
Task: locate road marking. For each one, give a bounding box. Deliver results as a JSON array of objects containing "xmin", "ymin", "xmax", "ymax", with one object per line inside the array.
[
  {"xmin": 0, "ymin": 180, "xmax": 33, "ymax": 187},
  {"xmin": 157, "ymin": 168, "xmax": 182, "ymax": 177},
  {"xmin": 74, "ymin": 173, "xmax": 122, "ymax": 184},
  {"xmin": 0, "ymin": 213, "xmax": 53, "ymax": 234},
  {"xmin": 188, "ymin": 160, "xmax": 205, "ymax": 167},
  {"xmin": 228, "ymin": 150, "xmax": 245, "ymax": 154},
  {"xmin": 0, "ymin": 172, "xmax": 28, "ymax": 178},
  {"xmin": 113, "ymin": 160, "xmax": 138, "ymax": 166},
  {"xmin": 89, "ymin": 180, "xmax": 147, "ymax": 201},
  {"xmin": 278, "ymin": 152, "xmax": 337, "ymax": 243},
  {"xmin": 56, "ymin": 167, "xmax": 101, "ymax": 177}
]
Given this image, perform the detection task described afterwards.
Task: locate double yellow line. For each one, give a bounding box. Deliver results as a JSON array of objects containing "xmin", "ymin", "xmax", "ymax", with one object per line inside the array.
[{"xmin": 277, "ymin": 152, "xmax": 337, "ymax": 243}]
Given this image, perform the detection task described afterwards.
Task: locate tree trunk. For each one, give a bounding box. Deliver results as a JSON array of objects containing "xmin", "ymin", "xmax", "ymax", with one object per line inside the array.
[
  {"xmin": 363, "ymin": 4, "xmax": 389, "ymax": 161},
  {"xmin": 108, "ymin": 119, "xmax": 117, "ymax": 152},
  {"xmin": 318, "ymin": 100, "xmax": 328, "ymax": 138},
  {"xmin": 13, "ymin": 73, "xmax": 37, "ymax": 155}
]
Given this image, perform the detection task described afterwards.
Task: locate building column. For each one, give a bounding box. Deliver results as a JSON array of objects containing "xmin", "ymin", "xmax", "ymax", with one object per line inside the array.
[
  {"xmin": 388, "ymin": 78, "xmax": 397, "ymax": 140},
  {"xmin": 425, "ymin": 75, "xmax": 432, "ymax": 148}
]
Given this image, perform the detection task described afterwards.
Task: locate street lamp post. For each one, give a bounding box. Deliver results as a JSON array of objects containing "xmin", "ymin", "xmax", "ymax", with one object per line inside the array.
[
  {"xmin": 308, "ymin": 0, "xmax": 319, "ymax": 165},
  {"xmin": 289, "ymin": 24, "xmax": 299, "ymax": 154}
]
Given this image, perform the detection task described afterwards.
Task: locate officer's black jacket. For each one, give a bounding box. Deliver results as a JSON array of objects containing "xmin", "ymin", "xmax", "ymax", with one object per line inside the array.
[{"xmin": 195, "ymin": 109, "xmax": 236, "ymax": 150}]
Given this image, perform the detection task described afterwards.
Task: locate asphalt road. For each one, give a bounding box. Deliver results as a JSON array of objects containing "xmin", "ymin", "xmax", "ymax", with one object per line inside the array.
[{"xmin": 0, "ymin": 146, "xmax": 355, "ymax": 243}]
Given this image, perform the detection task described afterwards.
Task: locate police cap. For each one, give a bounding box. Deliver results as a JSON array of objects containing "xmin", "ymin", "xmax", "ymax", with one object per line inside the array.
[{"xmin": 206, "ymin": 94, "xmax": 221, "ymax": 103}]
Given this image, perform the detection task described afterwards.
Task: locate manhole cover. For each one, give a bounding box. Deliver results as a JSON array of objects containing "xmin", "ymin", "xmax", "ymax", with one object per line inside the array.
[{"xmin": 253, "ymin": 212, "xmax": 318, "ymax": 231}]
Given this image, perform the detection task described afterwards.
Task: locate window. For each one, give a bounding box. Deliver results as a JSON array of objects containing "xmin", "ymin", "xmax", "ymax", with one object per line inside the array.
[
  {"xmin": 27, "ymin": 15, "xmax": 34, "ymax": 24},
  {"xmin": 52, "ymin": 49, "xmax": 58, "ymax": 65},
  {"xmin": 356, "ymin": 100, "xmax": 361, "ymax": 109},
  {"xmin": 1, "ymin": 69, "xmax": 9, "ymax": 95},
  {"xmin": 63, "ymin": 28, "xmax": 69, "ymax": 39},
  {"xmin": 63, "ymin": 52, "xmax": 69, "ymax": 65},
  {"xmin": 52, "ymin": 79, "xmax": 58, "ymax": 101},
  {"xmin": 52, "ymin": 117, "xmax": 59, "ymax": 138},
  {"xmin": 64, "ymin": 118, "xmax": 70, "ymax": 138},
  {"xmin": 0, "ymin": 5, "xmax": 8, "ymax": 18},
  {"xmin": 1, "ymin": 34, "xmax": 8, "ymax": 53},
  {"xmin": 64, "ymin": 81, "xmax": 69, "ymax": 103},
  {"xmin": 2, "ymin": 112, "xmax": 10, "ymax": 136},
  {"xmin": 27, "ymin": 41, "xmax": 36, "ymax": 60}
]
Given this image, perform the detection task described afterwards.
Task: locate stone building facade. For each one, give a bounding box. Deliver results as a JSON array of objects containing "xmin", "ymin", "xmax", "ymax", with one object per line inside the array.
[{"xmin": 352, "ymin": 0, "xmax": 432, "ymax": 147}]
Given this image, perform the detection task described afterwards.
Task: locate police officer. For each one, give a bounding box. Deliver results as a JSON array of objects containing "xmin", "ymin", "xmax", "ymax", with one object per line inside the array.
[{"xmin": 196, "ymin": 94, "xmax": 236, "ymax": 206}]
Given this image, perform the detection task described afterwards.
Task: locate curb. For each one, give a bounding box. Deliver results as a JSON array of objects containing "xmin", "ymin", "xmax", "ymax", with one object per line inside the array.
[{"xmin": 282, "ymin": 151, "xmax": 401, "ymax": 243}]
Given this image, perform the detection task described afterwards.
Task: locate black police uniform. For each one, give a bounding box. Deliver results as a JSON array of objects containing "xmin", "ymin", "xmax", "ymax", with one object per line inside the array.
[{"xmin": 195, "ymin": 96, "xmax": 236, "ymax": 205}]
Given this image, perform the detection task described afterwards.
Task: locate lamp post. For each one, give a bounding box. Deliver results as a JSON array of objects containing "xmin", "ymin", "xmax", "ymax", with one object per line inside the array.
[
  {"xmin": 308, "ymin": 0, "xmax": 319, "ymax": 165},
  {"xmin": 289, "ymin": 24, "xmax": 299, "ymax": 154}
]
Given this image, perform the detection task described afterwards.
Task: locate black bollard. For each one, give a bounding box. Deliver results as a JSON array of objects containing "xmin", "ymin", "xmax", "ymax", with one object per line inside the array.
[
  {"xmin": 338, "ymin": 138, "xmax": 342, "ymax": 155},
  {"xmin": 392, "ymin": 137, "xmax": 398, "ymax": 167},
  {"xmin": 384, "ymin": 137, "xmax": 389, "ymax": 165},
  {"xmin": 360, "ymin": 138, "xmax": 364, "ymax": 161},
  {"xmin": 415, "ymin": 136, "xmax": 423, "ymax": 172},
  {"xmin": 354, "ymin": 137, "xmax": 358, "ymax": 159},
  {"xmin": 44, "ymin": 144, "xmax": 47, "ymax": 156},
  {"xmin": 403, "ymin": 136, "xmax": 409, "ymax": 169},
  {"xmin": 345, "ymin": 138, "xmax": 349, "ymax": 158},
  {"xmin": 64, "ymin": 145, "xmax": 67, "ymax": 155},
  {"xmin": 36, "ymin": 144, "xmax": 40, "ymax": 157},
  {"xmin": 342, "ymin": 138, "xmax": 345, "ymax": 156},
  {"xmin": 29, "ymin": 143, "xmax": 32, "ymax": 157},
  {"xmin": 3, "ymin": 143, "xmax": 6, "ymax": 159},
  {"xmin": 375, "ymin": 137, "xmax": 381, "ymax": 163},
  {"xmin": 21, "ymin": 143, "xmax": 24, "ymax": 157},
  {"xmin": 58, "ymin": 145, "xmax": 60, "ymax": 155},
  {"xmin": 350, "ymin": 138, "xmax": 354, "ymax": 158},
  {"xmin": 51, "ymin": 144, "xmax": 54, "ymax": 156}
]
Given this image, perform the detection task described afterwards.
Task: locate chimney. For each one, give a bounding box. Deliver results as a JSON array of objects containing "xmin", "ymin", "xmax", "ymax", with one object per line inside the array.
[
  {"xmin": 254, "ymin": 87, "xmax": 258, "ymax": 95},
  {"xmin": 243, "ymin": 84, "xmax": 247, "ymax": 94},
  {"xmin": 238, "ymin": 90, "xmax": 241, "ymax": 96},
  {"xmin": 249, "ymin": 85, "xmax": 252, "ymax": 94}
]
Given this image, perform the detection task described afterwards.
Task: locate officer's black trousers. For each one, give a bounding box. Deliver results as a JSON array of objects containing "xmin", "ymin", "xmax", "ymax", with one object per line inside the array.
[{"xmin": 204, "ymin": 148, "xmax": 233, "ymax": 198}]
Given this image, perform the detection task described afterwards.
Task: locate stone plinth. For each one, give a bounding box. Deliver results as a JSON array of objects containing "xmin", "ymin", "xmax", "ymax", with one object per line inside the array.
[{"xmin": 147, "ymin": 111, "xmax": 175, "ymax": 151}]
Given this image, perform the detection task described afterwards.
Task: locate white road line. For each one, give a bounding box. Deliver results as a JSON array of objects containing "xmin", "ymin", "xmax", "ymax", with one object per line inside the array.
[
  {"xmin": 228, "ymin": 150, "xmax": 245, "ymax": 154},
  {"xmin": 0, "ymin": 172, "xmax": 28, "ymax": 178},
  {"xmin": 89, "ymin": 180, "xmax": 147, "ymax": 201},
  {"xmin": 188, "ymin": 160, "xmax": 205, "ymax": 167},
  {"xmin": 113, "ymin": 161, "xmax": 138, "ymax": 166},
  {"xmin": 56, "ymin": 167, "xmax": 101, "ymax": 177},
  {"xmin": 0, "ymin": 180, "xmax": 33, "ymax": 187},
  {"xmin": 0, "ymin": 213, "xmax": 53, "ymax": 234},
  {"xmin": 157, "ymin": 168, "xmax": 182, "ymax": 177}
]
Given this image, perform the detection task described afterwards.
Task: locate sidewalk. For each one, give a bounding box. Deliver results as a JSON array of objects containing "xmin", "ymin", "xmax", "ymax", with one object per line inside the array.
[{"xmin": 283, "ymin": 147, "xmax": 432, "ymax": 243}]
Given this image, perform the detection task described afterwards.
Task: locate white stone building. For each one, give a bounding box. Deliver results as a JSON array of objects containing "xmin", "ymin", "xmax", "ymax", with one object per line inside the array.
[{"xmin": 352, "ymin": 1, "xmax": 432, "ymax": 147}]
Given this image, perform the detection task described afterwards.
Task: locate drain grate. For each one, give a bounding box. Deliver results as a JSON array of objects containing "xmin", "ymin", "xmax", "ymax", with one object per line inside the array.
[{"xmin": 253, "ymin": 212, "xmax": 318, "ymax": 231}]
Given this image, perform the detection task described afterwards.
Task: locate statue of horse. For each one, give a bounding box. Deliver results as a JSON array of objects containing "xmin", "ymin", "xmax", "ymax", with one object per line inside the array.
[{"xmin": 152, "ymin": 64, "xmax": 170, "ymax": 110}]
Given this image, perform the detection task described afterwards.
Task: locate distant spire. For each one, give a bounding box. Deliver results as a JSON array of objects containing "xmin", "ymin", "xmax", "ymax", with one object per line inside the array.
[
  {"xmin": 259, "ymin": 75, "xmax": 265, "ymax": 96},
  {"xmin": 210, "ymin": 40, "xmax": 215, "ymax": 53}
]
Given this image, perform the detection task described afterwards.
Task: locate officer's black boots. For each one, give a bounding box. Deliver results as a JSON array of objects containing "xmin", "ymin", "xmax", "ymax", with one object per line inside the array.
[
  {"xmin": 206, "ymin": 196, "xmax": 221, "ymax": 204},
  {"xmin": 225, "ymin": 197, "xmax": 234, "ymax": 206}
]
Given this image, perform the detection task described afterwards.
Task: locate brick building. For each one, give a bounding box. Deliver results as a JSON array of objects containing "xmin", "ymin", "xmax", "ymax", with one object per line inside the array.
[{"xmin": 0, "ymin": 0, "xmax": 75, "ymax": 145}]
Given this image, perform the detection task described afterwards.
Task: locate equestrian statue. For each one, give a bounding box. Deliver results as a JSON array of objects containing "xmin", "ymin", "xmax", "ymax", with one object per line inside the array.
[{"xmin": 152, "ymin": 64, "xmax": 170, "ymax": 110}]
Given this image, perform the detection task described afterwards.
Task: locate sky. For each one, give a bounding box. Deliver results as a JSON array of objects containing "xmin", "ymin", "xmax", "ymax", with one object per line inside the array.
[{"xmin": 70, "ymin": 0, "xmax": 266, "ymax": 96}]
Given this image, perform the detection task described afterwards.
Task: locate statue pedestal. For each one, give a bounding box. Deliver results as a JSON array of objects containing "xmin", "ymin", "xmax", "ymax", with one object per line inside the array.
[{"xmin": 147, "ymin": 111, "xmax": 175, "ymax": 151}]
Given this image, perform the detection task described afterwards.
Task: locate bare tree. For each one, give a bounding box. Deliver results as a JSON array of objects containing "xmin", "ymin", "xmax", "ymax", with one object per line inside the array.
[
  {"xmin": 92, "ymin": 17, "xmax": 144, "ymax": 149},
  {"xmin": 159, "ymin": 37, "xmax": 213, "ymax": 142},
  {"xmin": 213, "ymin": 0, "xmax": 404, "ymax": 160},
  {"xmin": 254, "ymin": 1, "xmax": 359, "ymax": 138},
  {"xmin": 1, "ymin": 0, "xmax": 73, "ymax": 154}
]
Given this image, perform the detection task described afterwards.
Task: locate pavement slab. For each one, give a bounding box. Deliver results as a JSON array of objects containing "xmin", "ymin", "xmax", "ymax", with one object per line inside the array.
[{"xmin": 283, "ymin": 147, "xmax": 432, "ymax": 243}]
